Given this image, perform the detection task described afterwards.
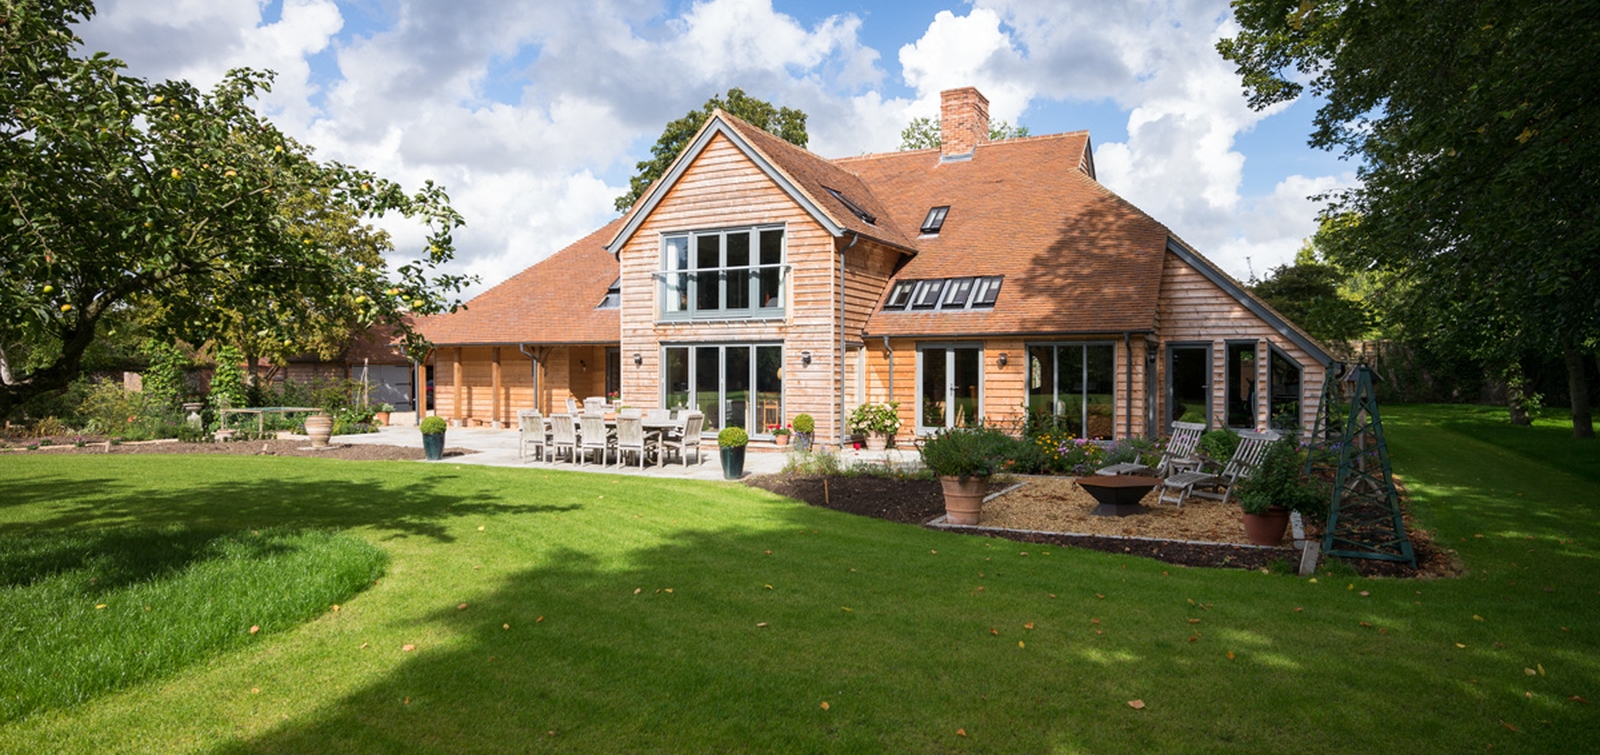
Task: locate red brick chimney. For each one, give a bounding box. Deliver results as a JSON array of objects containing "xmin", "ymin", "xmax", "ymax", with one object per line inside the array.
[{"xmin": 940, "ymin": 87, "xmax": 989, "ymax": 159}]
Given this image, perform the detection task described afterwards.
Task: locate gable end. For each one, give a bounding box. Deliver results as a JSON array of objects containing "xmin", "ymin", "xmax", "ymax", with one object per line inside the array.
[{"xmin": 1164, "ymin": 237, "xmax": 1334, "ymax": 365}]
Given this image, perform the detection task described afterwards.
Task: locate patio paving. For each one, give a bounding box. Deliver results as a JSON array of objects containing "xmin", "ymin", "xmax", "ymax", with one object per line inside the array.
[{"xmin": 337, "ymin": 425, "xmax": 923, "ymax": 480}]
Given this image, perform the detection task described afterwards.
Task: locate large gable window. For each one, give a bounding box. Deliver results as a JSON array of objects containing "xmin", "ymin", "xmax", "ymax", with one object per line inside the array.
[
  {"xmin": 661, "ymin": 226, "xmax": 785, "ymax": 320},
  {"xmin": 1027, "ymin": 343, "xmax": 1116, "ymax": 440}
]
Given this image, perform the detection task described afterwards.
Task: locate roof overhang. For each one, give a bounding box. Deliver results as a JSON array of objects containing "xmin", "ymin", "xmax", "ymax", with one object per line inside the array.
[
  {"xmin": 1164, "ymin": 236, "xmax": 1335, "ymax": 366},
  {"xmin": 606, "ymin": 116, "xmax": 847, "ymax": 254}
]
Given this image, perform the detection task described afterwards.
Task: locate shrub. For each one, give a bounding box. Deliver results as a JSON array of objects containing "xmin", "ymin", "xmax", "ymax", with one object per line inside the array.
[
  {"xmin": 208, "ymin": 345, "xmax": 248, "ymax": 412},
  {"xmin": 140, "ymin": 341, "xmax": 190, "ymax": 412},
  {"xmin": 717, "ymin": 426, "xmax": 749, "ymax": 448},
  {"xmin": 847, "ymin": 402, "xmax": 901, "ymax": 436},
  {"xmin": 1233, "ymin": 438, "xmax": 1327, "ymax": 515},
  {"xmin": 1197, "ymin": 427, "xmax": 1241, "ymax": 463},
  {"xmin": 792, "ymin": 413, "xmax": 815, "ymax": 433},
  {"xmin": 919, "ymin": 425, "xmax": 1011, "ymax": 479},
  {"xmin": 419, "ymin": 416, "xmax": 448, "ymax": 435}
]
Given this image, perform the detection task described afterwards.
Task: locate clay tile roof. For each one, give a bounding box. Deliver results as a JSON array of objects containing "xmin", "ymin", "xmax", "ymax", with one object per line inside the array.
[
  {"xmin": 416, "ymin": 220, "xmax": 622, "ymax": 346},
  {"xmin": 716, "ymin": 111, "xmax": 918, "ymax": 252},
  {"xmin": 837, "ymin": 133, "xmax": 1171, "ymax": 337}
]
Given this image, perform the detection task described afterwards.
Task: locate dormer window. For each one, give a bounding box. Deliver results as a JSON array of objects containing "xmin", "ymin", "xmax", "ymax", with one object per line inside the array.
[
  {"xmin": 823, "ymin": 186, "xmax": 876, "ymax": 225},
  {"xmin": 920, "ymin": 206, "xmax": 949, "ymax": 235},
  {"xmin": 911, "ymin": 279, "xmax": 946, "ymax": 309},
  {"xmin": 596, "ymin": 277, "xmax": 621, "ymax": 309},
  {"xmin": 885, "ymin": 280, "xmax": 914, "ymax": 308}
]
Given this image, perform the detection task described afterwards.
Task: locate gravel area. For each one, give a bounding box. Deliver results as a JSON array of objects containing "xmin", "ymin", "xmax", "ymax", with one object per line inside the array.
[{"xmin": 980, "ymin": 476, "xmax": 1256, "ymax": 544}]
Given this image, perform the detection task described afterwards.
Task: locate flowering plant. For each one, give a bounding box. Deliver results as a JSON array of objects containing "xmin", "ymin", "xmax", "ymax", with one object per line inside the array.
[{"xmin": 769, "ymin": 424, "xmax": 792, "ymax": 437}]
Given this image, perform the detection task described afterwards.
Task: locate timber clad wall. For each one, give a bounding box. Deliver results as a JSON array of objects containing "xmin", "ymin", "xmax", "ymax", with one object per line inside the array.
[
  {"xmin": 614, "ymin": 132, "xmax": 892, "ymax": 444},
  {"xmin": 432, "ymin": 345, "xmax": 611, "ymax": 425},
  {"xmin": 1156, "ymin": 251, "xmax": 1324, "ymax": 431}
]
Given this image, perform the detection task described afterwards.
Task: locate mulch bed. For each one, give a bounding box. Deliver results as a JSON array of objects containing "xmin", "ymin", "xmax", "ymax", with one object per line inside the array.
[{"xmin": 746, "ymin": 472, "xmax": 1455, "ymax": 578}]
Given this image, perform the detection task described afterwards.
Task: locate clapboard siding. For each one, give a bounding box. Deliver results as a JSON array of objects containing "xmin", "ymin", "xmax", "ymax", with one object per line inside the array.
[
  {"xmin": 1157, "ymin": 251, "xmax": 1325, "ymax": 432},
  {"xmin": 431, "ymin": 346, "xmax": 610, "ymax": 424},
  {"xmin": 614, "ymin": 132, "xmax": 884, "ymax": 445}
]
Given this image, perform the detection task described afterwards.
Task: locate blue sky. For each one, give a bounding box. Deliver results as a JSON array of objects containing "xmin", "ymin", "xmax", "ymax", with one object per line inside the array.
[{"xmin": 77, "ymin": 0, "xmax": 1355, "ymax": 298}]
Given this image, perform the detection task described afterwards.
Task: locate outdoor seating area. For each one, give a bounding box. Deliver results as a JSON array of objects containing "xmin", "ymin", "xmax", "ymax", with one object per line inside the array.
[{"xmin": 516, "ymin": 406, "xmax": 706, "ymax": 468}]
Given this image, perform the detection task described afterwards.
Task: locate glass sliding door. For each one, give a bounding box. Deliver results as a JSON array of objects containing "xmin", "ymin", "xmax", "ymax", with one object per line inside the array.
[
  {"xmin": 1027, "ymin": 342, "xmax": 1117, "ymax": 439},
  {"xmin": 918, "ymin": 344, "xmax": 983, "ymax": 432},
  {"xmin": 663, "ymin": 344, "xmax": 784, "ymax": 436}
]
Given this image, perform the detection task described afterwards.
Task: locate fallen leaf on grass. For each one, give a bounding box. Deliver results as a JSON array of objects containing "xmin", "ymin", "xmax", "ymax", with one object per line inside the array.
[
  {"xmin": 1091, "ymin": 618, "xmax": 1100, "ymax": 625},
  {"xmin": 1294, "ymin": 607, "xmax": 1304, "ymax": 613},
  {"xmin": 331, "ymin": 604, "xmax": 340, "ymax": 612},
  {"xmin": 502, "ymin": 624, "xmax": 510, "ymax": 630},
  {"xmin": 1227, "ymin": 651, "xmax": 1235, "ymax": 660},
  {"xmin": 956, "ymin": 728, "xmax": 967, "ymax": 737},
  {"xmin": 249, "ymin": 625, "xmax": 260, "ymax": 634},
  {"xmin": 764, "ymin": 550, "xmax": 772, "ymax": 555},
  {"xmin": 536, "ymin": 616, "xmax": 544, "ymax": 623},
  {"xmin": 1525, "ymin": 668, "xmax": 1537, "ymax": 676},
  {"xmin": 1187, "ymin": 619, "xmax": 1201, "ymax": 624},
  {"xmin": 841, "ymin": 607, "xmax": 852, "ymax": 613},
  {"xmin": 990, "ymin": 628, "xmax": 999, "ymax": 636},
  {"xmin": 477, "ymin": 526, "xmax": 485, "ymax": 531},
  {"xmin": 402, "ymin": 644, "xmax": 415, "ymax": 652},
  {"xmin": 1538, "ymin": 664, "xmax": 1545, "ymax": 676},
  {"xmin": 765, "ymin": 584, "xmax": 773, "ymax": 590},
  {"xmin": 1096, "ymin": 593, "xmax": 1105, "ymax": 599},
  {"xmin": 1360, "ymin": 621, "xmax": 1372, "ymax": 628},
  {"xmin": 1571, "ymin": 696, "xmax": 1589, "ymax": 704},
  {"xmin": 1049, "ymin": 593, "xmax": 1057, "ymax": 599},
  {"xmin": 1500, "ymin": 720, "xmax": 1517, "ymax": 732},
  {"xmin": 820, "ymin": 701, "xmax": 830, "ymax": 710},
  {"xmin": 359, "ymin": 642, "xmax": 368, "ymax": 649},
  {"xmin": 1024, "ymin": 622, "xmax": 1035, "ymax": 630},
  {"xmin": 1456, "ymin": 643, "xmax": 1467, "ymax": 649},
  {"xmin": 756, "ymin": 622, "xmax": 769, "ymax": 628},
  {"xmin": 1018, "ymin": 640, "xmax": 1025, "ymax": 648},
  {"xmin": 1359, "ymin": 591, "xmax": 1370, "ymax": 597},
  {"xmin": 457, "ymin": 603, "xmax": 468, "ymax": 610},
  {"xmin": 931, "ymin": 550, "xmax": 938, "ymax": 555},
  {"xmin": 1128, "ymin": 700, "xmax": 1146, "ymax": 710},
  {"xmin": 95, "ymin": 604, "xmax": 106, "ymax": 610},
  {"xmin": 1474, "ymin": 615, "xmax": 1484, "ymax": 621},
  {"xmin": 634, "ymin": 588, "xmax": 641, "ymax": 594}
]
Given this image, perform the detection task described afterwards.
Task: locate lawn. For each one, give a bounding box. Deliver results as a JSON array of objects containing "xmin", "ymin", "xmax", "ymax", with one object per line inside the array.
[{"xmin": 1, "ymin": 405, "xmax": 1597, "ymax": 753}]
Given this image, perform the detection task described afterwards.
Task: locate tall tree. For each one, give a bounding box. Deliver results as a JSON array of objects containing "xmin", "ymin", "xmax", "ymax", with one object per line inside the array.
[
  {"xmin": 0, "ymin": 0, "xmax": 470, "ymax": 417},
  {"xmin": 1219, "ymin": 0, "xmax": 1600, "ymax": 437},
  {"xmin": 1249, "ymin": 250, "xmax": 1372, "ymax": 345},
  {"xmin": 898, "ymin": 116, "xmax": 1030, "ymax": 150},
  {"xmin": 614, "ymin": 89, "xmax": 807, "ymax": 212}
]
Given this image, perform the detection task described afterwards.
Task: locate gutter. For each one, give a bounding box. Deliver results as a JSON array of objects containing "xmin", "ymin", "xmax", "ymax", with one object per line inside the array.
[{"xmin": 882, "ymin": 335, "xmax": 894, "ymax": 402}]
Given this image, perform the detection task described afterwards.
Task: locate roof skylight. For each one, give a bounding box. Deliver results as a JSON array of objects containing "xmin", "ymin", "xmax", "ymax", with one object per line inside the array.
[
  {"xmin": 822, "ymin": 186, "xmax": 877, "ymax": 225},
  {"xmin": 881, "ymin": 276, "xmax": 1002, "ymax": 312},
  {"xmin": 920, "ymin": 206, "xmax": 949, "ymax": 235}
]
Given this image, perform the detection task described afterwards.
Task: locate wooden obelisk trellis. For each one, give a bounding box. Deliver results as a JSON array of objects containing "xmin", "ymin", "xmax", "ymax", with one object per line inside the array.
[{"xmin": 1322, "ymin": 365, "xmax": 1416, "ymax": 566}]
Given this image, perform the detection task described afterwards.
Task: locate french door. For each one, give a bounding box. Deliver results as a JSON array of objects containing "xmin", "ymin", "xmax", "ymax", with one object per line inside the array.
[
  {"xmin": 663, "ymin": 344, "xmax": 783, "ymax": 434},
  {"xmin": 917, "ymin": 344, "xmax": 983, "ymax": 433}
]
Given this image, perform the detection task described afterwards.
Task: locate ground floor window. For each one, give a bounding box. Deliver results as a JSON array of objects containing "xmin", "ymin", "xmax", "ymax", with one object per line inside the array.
[
  {"xmin": 662, "ymin": 343, "xmax": 782, "ymax": 435},
  {"xmin": 917, "ymin": 344, "xmax": 983, "ymax": 432},
  {"xmin": 1268, "ymin": 347, "xmax": 1302, "ymax": 431},
  {"xmin": 1027, "ymin": 343, "xmax": 1115, "ymax": 439},
  {"xmin": 605, "ymin": 348, "xmax": 621, "ymax": 401},
  {"xmin": 1226, "ymin": 342, "xmax": 1258, "ymax": 429}
]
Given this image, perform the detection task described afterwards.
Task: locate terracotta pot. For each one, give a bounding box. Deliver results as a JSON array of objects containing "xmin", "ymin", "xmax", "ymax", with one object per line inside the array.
[
  {"xmin": 374, "ymin": 412, "xmax": 390, "ymax": 426},
  {"xmin": 940, "ymin": 475, "xmax": 988, "ymax": 525},
  {"xmin": 304, "ymin": 413, "xmax": 333, "ymax": 448},
  {"xmin": 865, "ymin": 432, "xmax": 888, "ymax": 451},
  {"xmin": 773, "ymin": 434, "xmax": 790, "ymax": 447},
  {"xmin": 1242, "ymin": 507, "xmax": 1291, "ymax": 546}
]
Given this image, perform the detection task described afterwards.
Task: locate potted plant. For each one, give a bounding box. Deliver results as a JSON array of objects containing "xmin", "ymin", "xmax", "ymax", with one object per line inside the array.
[
  {"xmin": 847, "ymin": 401, "xmax": 901, "ymax": 451},
  {"xmin": 718, "ymin": 426, "xmax": 749, "ymax": 479},
  {"xmin": 770, "ymin": 424, "xmax": 792, "ymax": 447},
  {"xmin": 919, "ymin": 426, "xmax": 1011, "ymax": 525},
  {"xmin": 373, "ymin": 403, "xmax": 394, "ymax": 426},
  {"xmin": 792, "ymin": 413, "xmax": 815, "ymax": 451},
  {"xmin": 1231, "ymin": 438, "xmax": 1326, "ymax": 545},
  {"xmin": 420, "ymin": 415, "xmax": 448, "ymax": 460}
]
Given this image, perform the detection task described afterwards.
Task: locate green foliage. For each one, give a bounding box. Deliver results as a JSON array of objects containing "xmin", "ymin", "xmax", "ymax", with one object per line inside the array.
[
  {"xmin": 898, "ymin": 116, "xmax": 1032, "ymax": 150},
  {"xmin": 419, "ymin": 416, "xmax": 447, "ymax": 435},
  {"xmin": 1231, "ymin": 439, "xmax": 1327, "ymax": 515},
  {"xmin": 0, "ymin": 526, "xmax": 384, "ymax": 722},
  {"xmin": 1197, "ymin": 427, "xmax": 1241, "ymax": 463},
  {"xmin": 717, "ymin": 426, "xmax": 749, "ymax": 448},
  {"xmin": 1220, "ymin": 0, "xmax": 1600, "ymax": 436},
  {"xmin": 138, "ymin": 342, "xmax": 189, "ymax": 411},
  {"xmin": 1250, "ymin": 259, "xmax": 1372, "ymax": 343},
  {"xmin": 791, "ymin": 413, "xmax": 815, "ymax": 433},
  {"xmin": 780, "ymin": 449, "xmax": 843, "ymax": 476},
  {"xmin": 615, "ymin": 89, "xmax": 807, "ymax": 212},
  {"xmin": 0, "ymin": 2, "xmax": 470, "ymax": 418},
  {"xmin": 918, "ymin": 425, "xmax": 1011, "ymax": 479},
  {"xmin": 207, "ymin": 345, "xmax": 247, "ymax": 412},
  {"xmin": 846, "ymin": 401, "xmax": 901, "ymax": 435}
]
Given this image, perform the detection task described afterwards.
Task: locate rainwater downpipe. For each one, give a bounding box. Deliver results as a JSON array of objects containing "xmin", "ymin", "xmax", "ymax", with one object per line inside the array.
[
  {"xmin": 882, "ymin": 335, "xmax": 894, "ymax": 403},
  {"xmin": 839, "ymin": 232, "xmax": 858, "ymax": 451},
  {"xmin": 518, "ymin": 343, "xmax": 541, "ymax": 413}
]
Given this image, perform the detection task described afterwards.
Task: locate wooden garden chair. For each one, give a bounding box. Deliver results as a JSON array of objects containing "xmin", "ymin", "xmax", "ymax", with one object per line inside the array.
[
  {"xmin": 614, "ymin": 414, "xmax": 659, "ymax": 469},
  {"xmin": 517, "ymin": 410, "xmax": 547, "ymax": 461},
  {"xmin": 1097, "ymin": 420, "xmax": 1206, "ymax": 477},
  {"xmin": 548, "ymin": 413, "xmax": 578, "ymax": 464},
  {"xmin": 660, "ymin": 412, "xmax": 704, "ymax": 467},
  {"xmin": 1158, "ymin": 429, "xmax": 1280, "ymax": 508}
]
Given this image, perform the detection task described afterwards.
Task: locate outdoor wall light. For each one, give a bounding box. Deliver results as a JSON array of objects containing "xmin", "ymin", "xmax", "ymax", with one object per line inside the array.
[
  {"xmin": 800, "ymin": 350, "xmax": 813, "ymax": 366},
  {"xmin": 997, "ymin": 352, "xmax": 1008, "ymax": 368},
  {"xmin": 633, "ymin": 352, "xmax": 642, "ymax": 366}
]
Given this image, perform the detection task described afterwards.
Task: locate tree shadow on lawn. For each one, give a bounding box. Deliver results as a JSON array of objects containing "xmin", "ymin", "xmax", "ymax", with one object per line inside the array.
[
  {"xmin": 0, "ymin": 458, "xmax": 582, "ymax": 543},
  {"xmin": 207, "ymin": 495, "xmax": 1600, "ymax": 755}
]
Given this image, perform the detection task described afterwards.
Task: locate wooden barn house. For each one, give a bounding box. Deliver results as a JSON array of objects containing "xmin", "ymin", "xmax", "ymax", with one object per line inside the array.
[{"xmin": 417, "ymin": 87, "xmax": 1333, "ymax": 447}]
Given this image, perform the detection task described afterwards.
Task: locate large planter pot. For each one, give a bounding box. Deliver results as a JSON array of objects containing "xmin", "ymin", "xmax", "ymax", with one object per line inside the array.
[
  {"xmin": 1242, "ymin": 507, "xmax": 1291, "ymax": 546},
  {"xmin": 773, "ymin": 433, "xmax": 790, "ymax": 447},
  {"xmin": 422, "ymin": 433, "xmax": 446, "ymax": 461},
  {"xmin": 374, "ymin": 412, "xmax": 390, "ymax": 426},
  {"xmin": 864, "ymin": 432, "xmax": 889, "ymax": 452},
  {"xmin": 940, "ymin": 475, "xmax": 989, "ymax": 525},
  {"xmin": 720, "ymin": 446, "xmax": 747, "ymax": 479},
  {"xmin": 305, "ymin": 413, "xmax": 333, "ymax": 448}
]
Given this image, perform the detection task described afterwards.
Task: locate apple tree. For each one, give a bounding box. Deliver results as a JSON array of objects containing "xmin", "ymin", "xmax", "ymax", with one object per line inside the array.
[{"xmin": 0, "ymin": 0, "xmax": 470, "ymax": 417}]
